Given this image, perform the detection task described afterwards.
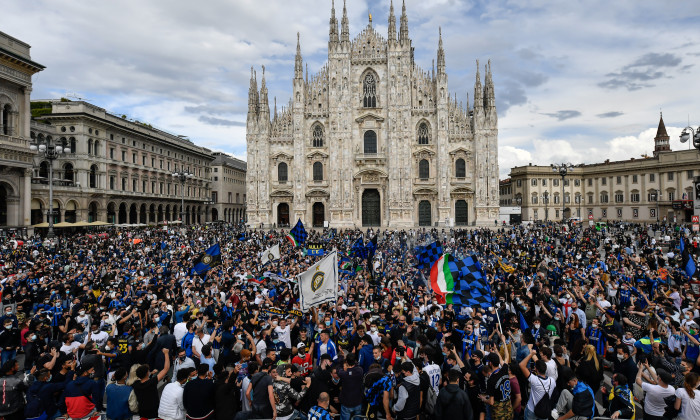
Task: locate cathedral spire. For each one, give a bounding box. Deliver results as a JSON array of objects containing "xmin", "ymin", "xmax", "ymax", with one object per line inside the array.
[
  {"xmin": 474, "ymin": 59, "xmax": 483, "ymax": 109},
  {"xmin": 437, "ymin": 27, "xmax": 445, "ymax": 76},
  {"xmin": 329, "ymin": 0, "xmax": 339, "ymax": 45},
  {"xmin": 388, "ymin": 0, "xmax": 396, "ymax": 42},
  {"xmin": 294, "ymin": 33, "xmax": 303, "ymax": 79},
  {"xmin": 399, "ymin": 0, "xmax": 409, "ymax": 45},
  {"xmin": 248, "ymin": 67, "xmax": 259, "ymax": 115},
  {"xmin": 273, "ymin": 96, "xmax": 277, "ymax": 118},
  {"xmin": 484, "ymin": 59, "xmax": 495, "ymax": 108},
  {"xmin": 259, "ymin": 65, "xmax": 269, "ymax": 118},
  {"xmin": 341, "ymin": 0, "xmax": 350, "ymax": 43}
]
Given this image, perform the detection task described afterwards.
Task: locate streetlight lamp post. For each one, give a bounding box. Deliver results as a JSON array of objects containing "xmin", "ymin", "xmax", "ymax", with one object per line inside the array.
[
  {"xmin": 172, "ymin": 170, "xmax": 194, "ymax": 224},
  {"xmin": 551, "ymin": 163, "xmax": 574, "ymax": 222},
  {"xmin": 30, "ymin": 138, "xmax": 69, "ymax": 238}
]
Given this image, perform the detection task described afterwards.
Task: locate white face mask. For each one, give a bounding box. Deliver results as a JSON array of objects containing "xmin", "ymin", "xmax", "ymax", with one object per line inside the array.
[
  {"xmin": 617, "ymin": 354, "xmax": 624, "ymax": 361},
  {"xmin": 105, "ymin": 346, "xmax": 111, "ymax": 351},
  {"xmin": 533, "ymin": 323, "xmax": 540, "ymax": 329}
]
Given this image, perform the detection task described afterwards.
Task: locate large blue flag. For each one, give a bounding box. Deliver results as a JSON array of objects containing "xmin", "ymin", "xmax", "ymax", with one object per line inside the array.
[
  {"xmin": 446, "ymin": 255, "xmax": 494, "ymax": 309},
  {"xmin": 351, "ymin": 237, "xmax": 368, "ymax": 259},
  {"xmin": 286, "ymin": 219, "xmax": 307, "ymax": 246},
  {"xmin": 414, "ymin": 241, "xmax": 443, "ymax": 269},
  {"xmin": 191, "ymin": 243, "xmax": 222, "ymax": 275},
  {"xmin": 681, "ymin": 238, "xmax": 696, "ymax": 278}
]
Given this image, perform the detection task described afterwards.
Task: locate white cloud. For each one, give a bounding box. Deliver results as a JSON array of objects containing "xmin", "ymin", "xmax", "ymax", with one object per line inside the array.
[{"xmin": 3, "ymin": 0, "xmax": 700, "ymax": 171}]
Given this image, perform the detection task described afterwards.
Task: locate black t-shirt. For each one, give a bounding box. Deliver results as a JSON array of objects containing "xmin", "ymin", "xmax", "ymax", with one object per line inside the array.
[
  {"xmin": 251, "ymin": 372, "xmax": 273, "ymax": 406},
  {"xmin": 132, "ymin": 377, "xmax": 159, "ymax": 418},
  {"xmin": 486, "ymin": 366, "xmax": 511, "ymax": 403}
]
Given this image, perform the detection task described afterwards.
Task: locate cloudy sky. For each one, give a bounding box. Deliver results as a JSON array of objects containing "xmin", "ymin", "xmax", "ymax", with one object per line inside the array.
[{"xmin": 5, "ymin": 0, "xmax": 700, "ymax": 177}]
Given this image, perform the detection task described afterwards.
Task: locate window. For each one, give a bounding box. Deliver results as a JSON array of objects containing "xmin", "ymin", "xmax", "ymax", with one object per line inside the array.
[
  {"xmin": 312, "ymin": 125, "xmax": 324, "ymax": 147},
  {"xmin": 553, "ymin": 195, "xmax": 560, "ymax": 204},
  {"xmin": 143, "ymin": 156, "xmax": 147, "ymax": 165},
  {"xmin": 531, "ymin": 179, "xmax": 537, "ymax": 186},
  {"xmin": 122, "ymin": 151, "xmax": 126, "ymax": 161},
  {"xmin": 688, "ymin": 170, "xmax": 694, "ymax": 179},
  {"xmin": 110, "ymin": 176, "xmax": 115, "ymax": 190},
  {"xmin": 630, "ymin": 193, "xmax": 640, "ymax": 202},
  {"xmin": 89, "ymin": 165, "xmax": 97, "ymax": 188},
  {"xmin": 152, "ymin": 181, "xmax": 156, "ymax": 193},
  {"xmin": 417, "ymin": 123, "xmax": 429, "ymax": 145},
  {"xmin": 110, "ymin": 148, "xmax": 114, "ymax": 159},
  {"xmin": 152, "ymin": 158, "xmax": 155, "ymax": 167},
  {"xmin": 601, "ymin": 177, "xmax": 607, "ymax": 185},
  {"xmin": 455, "ymin": 159, "xmax": 466, "ymax": 178},
  {"xmin": 133, "ymin": 179, "xmax": 138, "ymax": 192},
  {"xmin": 648, "ymin": 192, "xmax": 658, "ymax": 202},
  {"xmin": 575, "ymin": 194, "xmax": 581, "ymax": 204},
  {"xmin": 142, "ymin": 180, "xmax": 147, "ymax": 192},
  {"xmin": 668, "ymin": 172, "xmax": 674, "ymax": 181},
  {"xmin": 564, "ymin": 179, "xmax": 569, "ymax": 186},
  {"xmin": 132, "ymin": 153, "xmax": 137, "ymax": 163},
  {"xmin": 236, "ymin": 193, "xmax": 240, "ymax": 203},
  {"xmin": 214, "ymin": 176, "xmax": 218, "ymax": 181},
  {"xmin": 587, "ymin": 179, "xmax": 592, "ymax": 186},
  {"xmin": 160, "ymin": 183, "xmax": 163, "ymax": 194},
  {"xmin": 419, "ymin": 159, "xmax": 429, "ymax": 180},
  {"xmin": 542, "ymin": 178, "xmax": 547, "ymax": 186},
  {"xmin": 63, "ymin": 163, "xmax": 74, "ymax": 182},
  {"xmin": 600, "ymin": 192, "xmax": 609, "ymax": 203},
  {"xmin": 88, "ymin": 139, "xmax": 93, "ymax": 155},
  {"xmin": 564, "ymin": 193, "xmax": 570, "ymax": 203},
  {"xmin": 122, "ymin": 178, "xmax": 127, "ymax": 190},
  {"xmin": 531, "ymin": 195, "xmax": 538, "ymax": 204},
  {"xmin": 278, "ymin": 162, "xmax": 288, "ymax": 182},
  {"xmin": 362, "ymin": 73, "xmax": 377, "ymax": 108},
  {"xmin": 211, "ymin": 192, "xmax": 217, "ymax": 203},
  {"xmin": 616, "ymin": 176, "xmax": 622, "ymax": 184},
  {"xmin": 517, "ymin": 180, "xmax": 522, "ymax": 187},
  {"xmin": 574, "ymin": 179, "xmax": 580, "ymax": 186},
  {"xmin": 364, "ymin": 130, "xmax": 377, "ymax": 154},
  {"xmin": 587, "ymin": 194, "xmax": 593, "ymax": 204},
  {"xmin": 668, "ymin": 191, "xmax": 675, "ymax": 201},
  {"xmin": 313, "ymin": 162, "xmax": 323, "ymax": 181},
  {"xmin": 555, "ymin": 209, "xmax": 560, "ymax": 218},
  {"xmin": 632, "ymin": 175, "xmax": 638, "ymax": 183},
  {"xmin": 649, "ymin": 173, "xmax": 655, "ymax": 182},
  {"xmin": 553, "ymin": 179, "xmax": 559, "ymax": 187},
  {"xmin": 614, "ymin": 193, "xmax": 623, "ymax": 203}
]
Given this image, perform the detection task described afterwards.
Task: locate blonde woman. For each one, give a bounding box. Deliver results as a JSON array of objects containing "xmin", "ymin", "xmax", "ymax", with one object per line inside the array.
[{"xmin": 576, "ymin": 345, "xmax": 603, "ymax": 390}]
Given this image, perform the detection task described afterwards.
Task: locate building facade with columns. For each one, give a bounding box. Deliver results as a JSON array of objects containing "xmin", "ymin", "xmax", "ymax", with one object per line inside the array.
[
  {"xmin": 507, "ymin": 114, "xmax": 700, "ymax": 224},
  {"xmin": 28, "ymin": 100, "xmax": 215, "ymax": 226},
  {"xmin": 246, "ymin": 1, "xmax": 500, "ymax": 228},
  {"xmin": 0, "ymin": 31, "xmax": 44, "ymax": 231},
  {"xmin": 210, "ymin": 152, "xmax": 247, "ymax": 223}
]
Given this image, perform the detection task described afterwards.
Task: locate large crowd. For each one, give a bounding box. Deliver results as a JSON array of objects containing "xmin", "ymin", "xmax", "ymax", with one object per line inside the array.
[{"xmin": 0, "ymin": 220, "xmax": 700, "ymax": 420}]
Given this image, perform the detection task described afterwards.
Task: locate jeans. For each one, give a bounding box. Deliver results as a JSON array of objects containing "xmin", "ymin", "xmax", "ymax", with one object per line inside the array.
[
  {"xmin": 1, "ymin": 349, "xmax": 16, "ymax": 366},
  {"xmin": 340, "ymin": 404, "xmax": 362, "ymax": 420}
]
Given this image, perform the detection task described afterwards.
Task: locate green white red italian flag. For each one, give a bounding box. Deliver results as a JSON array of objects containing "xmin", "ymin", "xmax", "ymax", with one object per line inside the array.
[
  {"xmin": 430, "ymin": 253, "xmax": 455, "ymax": 295},
  {"xmin": 286, "ymin": 233, "xmax": 300, "ymax": 247}
]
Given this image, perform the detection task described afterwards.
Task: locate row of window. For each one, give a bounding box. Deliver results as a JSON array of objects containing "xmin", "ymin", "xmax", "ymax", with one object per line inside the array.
[
  {"xmin": 527, "ymin": 190, "xmax": 683, "ymax": 205},
  {"xmin": 276, "ymin": 158, "xmax": 467, "ymax": 182},
  {"xmin": 522, "ymin": 171, "xmax": 696, "ymax": 188}
]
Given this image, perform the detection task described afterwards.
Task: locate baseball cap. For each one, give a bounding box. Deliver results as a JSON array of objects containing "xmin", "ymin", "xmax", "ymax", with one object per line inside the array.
[{"xmin": 297, "ymin": 342, "xmax": 306, "ymax": 349}]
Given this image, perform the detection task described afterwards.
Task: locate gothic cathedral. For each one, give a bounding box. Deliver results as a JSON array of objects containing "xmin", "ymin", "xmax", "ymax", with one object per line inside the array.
[{"xmin": 246, "ymin": 1, "xmax": 499, "ymax": 228}]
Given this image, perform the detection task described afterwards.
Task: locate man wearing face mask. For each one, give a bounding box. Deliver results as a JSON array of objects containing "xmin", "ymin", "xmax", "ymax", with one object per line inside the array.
[
  {"xmin": 612, "ymin": 344, "xmax": 638, "ymax": 385},
  {"xmin": 159, "ymin": 367, "xmax": 192, "ymax": 420},
  {"xmin": 64, "ymin": 363, "xmax": 102, "ymax": 420},
  {"xmin": 172, "ymin": 347, "xmax": 196, "ymax": 383},
  {"xmin": 0, "ymin": 318, "xmax": 19, "ymax": 366}
]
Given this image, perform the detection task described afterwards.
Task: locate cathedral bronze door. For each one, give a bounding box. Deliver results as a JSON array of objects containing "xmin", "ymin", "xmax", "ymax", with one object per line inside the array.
[
  {"xmin": 455, "ymin": 200, "xmax": 468, "ymax": 225},
  {"xmin": 312, "ymin": 202, "xmax": 325, "ymax": 227},
  {"xmin": 277, "ymin": 203, "xmax": 289, "ymax": 227},
  {"xmin": 418, "ymin": 200, "xmax": 431, "ymax": 226},
  {"xmin": 362, "ymin": 189, "xmax": 380, "ymax": 226}
]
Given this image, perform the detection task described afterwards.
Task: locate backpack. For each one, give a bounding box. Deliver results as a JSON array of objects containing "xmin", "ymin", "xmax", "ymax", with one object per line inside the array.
[
  {"xmin": 424, "ymin": 385, "xmax": 438, "ymax": 415},
  {"xmin": 0, "ymin": 376, "xmax": 23, "ymax": 415},
  {"xmin": 533, "ymin": 376, "xmax": 553, "ymax": 419}
]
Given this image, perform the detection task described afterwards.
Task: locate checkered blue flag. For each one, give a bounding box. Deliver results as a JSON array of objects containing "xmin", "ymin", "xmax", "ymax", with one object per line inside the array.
[
  {"xmin": 351, "ymin": 237, "xmax": 368, "ymax": 259},
  {"xmin": 446, "ymin": 255, "xmax": 494, "ymax": 309},
  {"xmin": 414, "ymin": 241, "xmax": 443, "ymax": 269},
  {"xmin": 286, "ymin": 219, "xmax": 307, "ymax": 246}
]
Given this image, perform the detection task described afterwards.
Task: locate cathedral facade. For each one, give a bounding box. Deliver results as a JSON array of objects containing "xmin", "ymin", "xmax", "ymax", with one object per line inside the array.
[{"xmin": 246, "ymin": 1, "xmax": 499, "ymax": 228}]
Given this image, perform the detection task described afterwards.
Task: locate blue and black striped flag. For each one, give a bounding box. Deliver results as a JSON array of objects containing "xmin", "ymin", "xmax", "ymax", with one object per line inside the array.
[
  {"xmin": 414, "ymin": 241, "xmax": 443, "ymax": 269},
  {"xmin": 191, "ymin": 243, "xmax": 222, "ymax": 275}
]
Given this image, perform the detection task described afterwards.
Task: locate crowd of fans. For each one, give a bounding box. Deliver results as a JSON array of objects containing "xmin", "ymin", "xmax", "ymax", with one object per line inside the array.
[{"xmin": 0, "ymin": 221, "xmax": 699, "ymax": 420}]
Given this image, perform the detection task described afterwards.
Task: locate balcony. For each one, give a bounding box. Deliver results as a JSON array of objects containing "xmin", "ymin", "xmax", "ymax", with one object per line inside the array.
[
  {"xmin": 31, "ymin": 177, "xmax": 78, "ymax": 187},
  {"xmin": 355, "ymin": 153, "xmax": 386, "ymax": 165},
  {"xmin": 0, "ymin": 133, "xmax": 29, "ymax": 150}
]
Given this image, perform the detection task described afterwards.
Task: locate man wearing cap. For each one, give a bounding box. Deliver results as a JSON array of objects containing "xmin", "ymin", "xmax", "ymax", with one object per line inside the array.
[{"xmin": 292, "ymin": 342, "xmax": 313, "ymax": 376}]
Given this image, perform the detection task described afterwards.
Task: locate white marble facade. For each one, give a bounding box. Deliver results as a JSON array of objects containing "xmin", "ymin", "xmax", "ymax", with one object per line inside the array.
[{"xmin": 246, "ymin": 1, "xmax": 499, "ymax": 228}]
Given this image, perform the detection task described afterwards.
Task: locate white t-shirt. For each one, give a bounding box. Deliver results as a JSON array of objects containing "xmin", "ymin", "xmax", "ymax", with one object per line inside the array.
[
  {"xmin": 641, "ymin": 383, "xmax": 675, "ymax": 416},
  {"xmin": 86, "ymin": 330, "xmax": 109, "ymax": 347},
  {"xmin": 60, "ymin": 341, "xmax": 81, "ymax": 355},
  {"xmin": 256, "ymin": 339, "xmax": 267, "ymax": 359},
  {"xmin": 545, "ymin": 359, "xmax": 558, "ymax": 381},
  {"xmin": 192, "ymin": 334, "xmax": 210, "ymax": 357},
  {"xmin": 676, "ymin": 386, "xmax": 700, "ymax": 419},
  {"xmin": 526, "ymin": 374, "xmax": 555, "ymax": 412},
  {"xmin": 423, "ymin": 363, "xmax": 441, "ymax": 394},
  {"xmin": 368, "ymin": 330, "xmax": 381, "ymax": 346},
  {"xmin": 173, "ymin": 322, "xmax": 188, "ymax": 347},
  {"xmin": 275, "ymin": 325, "xmax": 292, "ymax": 348}
]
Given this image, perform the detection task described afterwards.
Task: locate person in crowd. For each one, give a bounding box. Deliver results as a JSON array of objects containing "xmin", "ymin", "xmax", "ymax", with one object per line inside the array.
[
  {"xmin": 435, "ymin": 368, "xmax": 473, "ymax": 420},
  {"xmin": 636, "ymin": 363, "xmax": 675, "ymax": 420},
  {"xmin": 183, "ymin": 364, "xmax": 216, "ymax": 420},
  {"xmin": 105, "ymin": 368, "xmax": 133, "ymax": 420}
]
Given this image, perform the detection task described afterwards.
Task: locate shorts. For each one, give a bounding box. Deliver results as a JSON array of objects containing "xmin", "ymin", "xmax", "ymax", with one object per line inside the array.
[{"xmin": 492, "ymin": 400, "xmax": 514, "ymax": 420}]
